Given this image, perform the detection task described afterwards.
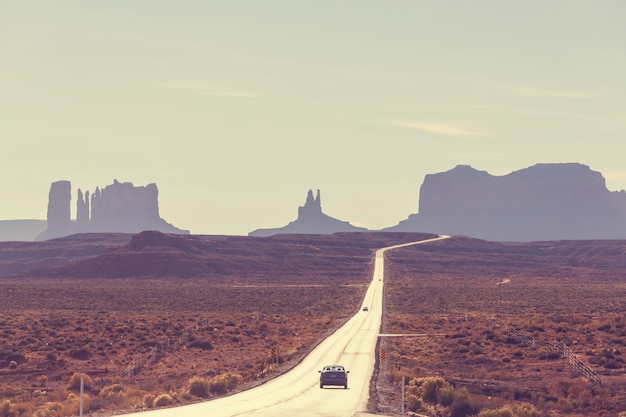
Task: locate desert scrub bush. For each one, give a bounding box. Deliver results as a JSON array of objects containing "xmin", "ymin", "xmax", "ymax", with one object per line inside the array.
[
  {"xmin": 408, "ymin": 376, "xmax": 452, "ymax": 404},
  {"xmin": 12, "ymin": 402, "xmax": 32, "ymax": 416},
  {"xmin": 436, "ymin": 384, "xmax": 456, "ymax": 406},
  {"xmin": 450, "ymin": 400, "xmax": 479, "ymax": 417},
  {"xmin": 70, "ymin": 347, "xmax": 92, "ymax": 360},
  {"xmin": 97, "ymin": 383, "xmax": 130, "ymax": 408},
  {"xmin": 37, "ymin": 375, "xmax": 49, "ymax": 387},
  {"xmin": 32, "ymin": 407, "xmax": 53, "ymax": 417},
  {"xmin": 209, "ymin": 373, "xmax": 242, "ymax": 395},
  {"xmin": 554, "ymin": 382, "xmax": 592, "ymax": 413},
  {"xmin": 388, "ymin": 367, "xmax": 415, "ymax": 386},
  {"xmin": 34, "ymin": 393, "xmax": 91, "ymax": 417},
  {"xmin": 405, "ymin": 394, "xmax": 424, "ymax": 413},
  {"xmin": 188, "ymin": 376, "xmax": 210, "ymax": 398},
  {"xmin": 1, "ymin": 400, "xmax": 17, "ymax": 417},
  {"xmin": 143, "ymin": 394, "xmax": 155, "ymax": 409},
  {"xmin": 406, "ymin": 376, "xmax": 473, "ymax": 415},
  {"xmin": 93, "ymin": 384, "xmax": 129, "ymax": 410},
  {"xmin": 68, "ymin": 372, "xmax": 93, "ymax": 391},
  {"xmin": 478, "ymin": 402, "xmax": 540, "ymax": 417},
  {"xmin": 178, "ymin": 390, "xmax": 192, "ymax": 401},
  {"xmin": 538, "ymin": 351, "xmax": 560, "ymax": 360},
  {"xmin": 189, "ymin": 340, "xmax": 213, "ymax": 350},
  {"xmin": 4, "ymin": 352, "xmax": 26, "ymax": 365},
  {"xmin": 406, "ymin": 394, "xmax": 437, "ymax": 415},
  {"xmin": 31, "ymin": 390, "xmax": 47, "ymax": 400},
  {"xmin": 153, "ymin": 393, "xmax": 174, "ymax": 408},
  {"xmin": 99, "ymin": 383, "xmax": 124, "ymax": 397}
]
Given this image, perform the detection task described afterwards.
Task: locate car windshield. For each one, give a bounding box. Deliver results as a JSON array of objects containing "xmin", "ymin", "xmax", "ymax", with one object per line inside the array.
[{"xmin": 324, "ymin": 366, "xmax": 344, "ymax": 372}]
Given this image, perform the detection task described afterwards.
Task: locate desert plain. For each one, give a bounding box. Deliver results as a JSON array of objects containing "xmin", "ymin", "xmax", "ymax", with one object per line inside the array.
[{"xmin": 1, "ymin": 231, "xmax": 626, "ymax": 417}]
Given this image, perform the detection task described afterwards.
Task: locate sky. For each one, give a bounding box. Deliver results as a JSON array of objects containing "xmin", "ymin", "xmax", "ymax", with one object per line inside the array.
[{"xmin": 2, "ymin": 1, "xmax": 625, "ymax": 235}]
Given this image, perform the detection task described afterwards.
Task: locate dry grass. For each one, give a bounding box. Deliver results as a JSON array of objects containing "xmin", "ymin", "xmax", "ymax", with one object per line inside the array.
[
  {"xmin": 0, "ymin": 280, "xmax": 367, "ymax": 415},
  {"xmin": 376, "ymin": 236, "xmax": 626, "ymax": 416},
  {"xmin": 2, "ymin": 233, "xmax": 626, "ymax": 416},
  {"xmin": 0, "ymin": 231, "xmax": 431, "ymax": 416}
]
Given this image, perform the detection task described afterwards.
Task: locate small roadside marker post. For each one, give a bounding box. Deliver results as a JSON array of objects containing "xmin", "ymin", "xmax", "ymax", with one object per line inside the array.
[
  {"xmin": 270, "ymin": 345, "xmax": 279, "ymax": 367},
  {"xmin": 401, "ymin": 376, "xmax": 405, "ymax": 415},
  {"xmin": 79, "ymin": 374, "xmax": 84, "ymax": 417},
  {"xmin": 380, "ymin": 348, "xmax": 387, "ymax": 372}
]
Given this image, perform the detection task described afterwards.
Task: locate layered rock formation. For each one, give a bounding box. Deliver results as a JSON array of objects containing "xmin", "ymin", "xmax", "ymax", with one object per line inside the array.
[
  {"xmin": 249, "ymin": 189, "xmax": 368, "ymax": 236},
  {"xmin": 78, "ymin": 181, "xmax": 163, "ymax": 233},
  {"xmin": 7, "ymin": 163, "xmax": 626, "ymax": 243},
  {"xmin": 36, "ymin": 180, "xmax": 188, "ymax": 240},
  {"xmin": 385, "ymin": 163, "xmax": 626, "ymax": 241}
]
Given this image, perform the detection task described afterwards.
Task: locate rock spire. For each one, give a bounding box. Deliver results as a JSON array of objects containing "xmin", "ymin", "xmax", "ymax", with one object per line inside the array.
[{"xmin": 249, "ymin": 189, "xmax": 367, "ymax": 236}]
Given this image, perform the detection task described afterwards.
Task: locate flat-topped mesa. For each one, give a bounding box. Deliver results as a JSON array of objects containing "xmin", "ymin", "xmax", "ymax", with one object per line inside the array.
[
  {"xmin": 88, "ymin": 180, "xmax": 161, "ymax": 233},
  {"xmin": 36, "ymin": 180, "xmax": 188, "ymax": 240},
  {"xmin": 385, "ymin": 163, "xmax": 626, "ymax": 241}
]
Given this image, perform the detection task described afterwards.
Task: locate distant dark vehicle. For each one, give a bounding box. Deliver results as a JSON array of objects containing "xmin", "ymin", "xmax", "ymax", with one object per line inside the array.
[
  {"xmin": 319, "ymin": 365, "xmax": 349, "ymax": 389},
  {"xmin": 362, "ymin": 306, "xmax": 369, "ymax": 311}
]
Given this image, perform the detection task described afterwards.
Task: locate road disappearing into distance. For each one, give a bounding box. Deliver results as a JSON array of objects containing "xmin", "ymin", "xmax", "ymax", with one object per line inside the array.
[{"xmin": 117, "ymin": 235, "xmax": 449, "ymax": 417}]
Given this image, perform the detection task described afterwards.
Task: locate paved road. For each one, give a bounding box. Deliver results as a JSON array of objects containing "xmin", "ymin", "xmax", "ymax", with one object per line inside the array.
[{"xmin": 115, "ymin": 236, "xmax": 449, "ymax": 417}]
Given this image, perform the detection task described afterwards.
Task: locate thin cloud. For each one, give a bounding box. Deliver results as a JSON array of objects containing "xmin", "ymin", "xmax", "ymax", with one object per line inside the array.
[
  {"xmin": 506, "ymin": 85, "xmax": 601, "ymax": 98},
  {"xmin": 159, "ymin": 83, "xmax": 223, "ymax": 91},
  {"xmin": 159, "ymin": 83, "xmax": 261, "ymax": 98},
  {"xmin": 387, "ymin": 120, "xmax": 482, "ymax": 137},
  {"xmin": 201, "ymin": 91, "xmax": 262, "ymax": 98}
]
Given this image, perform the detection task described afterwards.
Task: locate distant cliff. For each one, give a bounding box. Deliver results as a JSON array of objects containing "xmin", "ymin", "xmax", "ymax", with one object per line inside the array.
[
  {"xmin": 36, "ymin": 180, "xmax": 189, "ymax": 241},
  {"xmin": 249, "ymin": 189, "xmax": 368, "ymax": 236},
  {"xmin": 0, "ymin": 220, "xmax": 47, "ymax": 242},
  {"xmin": 385, "ymin": 163, "xmax": 626, "ymax": 241},
  {"xmin": 5, "ymin": 163, "xmax": 626, "ymax": 243}
]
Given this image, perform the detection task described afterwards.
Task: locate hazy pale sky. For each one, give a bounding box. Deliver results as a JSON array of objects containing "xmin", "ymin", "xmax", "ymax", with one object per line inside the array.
[{"xmin": 2, "ymin": 1, "xmax": 625, "ymax": 235}]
